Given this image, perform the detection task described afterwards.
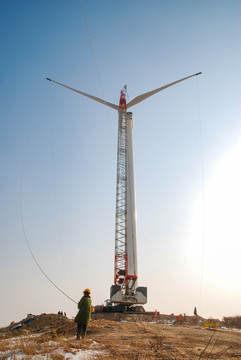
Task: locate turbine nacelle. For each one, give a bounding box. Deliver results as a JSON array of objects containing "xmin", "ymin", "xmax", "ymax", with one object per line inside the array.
[{"xmin": 119, "ymin": 86, "xmax": 127, "ymax": 112}]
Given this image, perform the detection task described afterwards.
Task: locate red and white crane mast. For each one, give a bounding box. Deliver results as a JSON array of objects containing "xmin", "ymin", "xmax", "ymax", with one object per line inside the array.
[{"xmin": 112, "ymin": 86, "xmax": 144, "ymax": 306}]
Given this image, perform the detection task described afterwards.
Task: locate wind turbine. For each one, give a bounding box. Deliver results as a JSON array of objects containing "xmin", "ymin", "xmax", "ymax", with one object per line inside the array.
[{"xmin": 47, "ymin": 72, "xmax": 202, "ymax": 308}]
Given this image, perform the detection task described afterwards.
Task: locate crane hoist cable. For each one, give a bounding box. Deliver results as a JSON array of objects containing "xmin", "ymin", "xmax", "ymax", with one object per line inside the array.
[
  {"xmin": 79, "ymin": 0, "xmax": 115, "ymax": 143},
  {"xmin": 19, "ymin": 123, "xmax": 77, "ymax": 305},
  {"xmin": 80, "ymin": 0, "xmax": 102, "ymax": 98},
  {"xmin": 19, "ymin": 1, "xmax": 109, "ymax": 306}
]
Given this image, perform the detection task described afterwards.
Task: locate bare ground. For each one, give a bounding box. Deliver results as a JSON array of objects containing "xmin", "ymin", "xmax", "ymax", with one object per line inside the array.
[{"xmin": 0, "ymin": 313, "xmax": 240, "ymax": 359}]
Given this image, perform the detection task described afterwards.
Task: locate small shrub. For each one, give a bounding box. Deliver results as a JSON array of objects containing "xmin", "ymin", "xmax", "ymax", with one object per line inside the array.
[
  {"xmin": 223, "ymin": 316, "xmax": 241, "ymax": 329},
  {"xmin": 51, "ymin": 353, "xmax": 65, "ymax": 360}
]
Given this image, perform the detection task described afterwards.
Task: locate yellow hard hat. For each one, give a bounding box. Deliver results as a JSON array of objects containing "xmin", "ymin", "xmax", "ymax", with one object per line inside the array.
[{"xmin": 83, "ymin": 288, "xmax": 91, "ymax": 294}]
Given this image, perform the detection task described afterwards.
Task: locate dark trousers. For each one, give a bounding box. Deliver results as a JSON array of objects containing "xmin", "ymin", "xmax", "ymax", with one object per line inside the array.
[{"xmin": 77, "ymin": 323, "xmax": 87, "ymax": 339}]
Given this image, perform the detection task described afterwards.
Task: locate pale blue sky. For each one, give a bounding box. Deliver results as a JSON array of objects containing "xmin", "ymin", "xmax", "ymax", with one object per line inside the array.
[{"xmin": 0, "ymin": 0, "xmax": 241, "ymax": 326}]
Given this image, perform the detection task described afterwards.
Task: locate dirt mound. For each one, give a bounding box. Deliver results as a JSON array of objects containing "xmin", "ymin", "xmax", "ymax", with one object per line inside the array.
[
  {"xmin": 1, "ymin": 313, "xmax": 76, "ymax": 337},
  {"xmin": 1, "ymin": 312, "xmax": 224, "ymax": 336}
]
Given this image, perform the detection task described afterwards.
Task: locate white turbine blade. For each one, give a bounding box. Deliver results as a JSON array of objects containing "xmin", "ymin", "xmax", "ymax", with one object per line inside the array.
[
  {"xmin": 46, "ymin": 78, "xmax": 119, "ymax": 111},
  {"xmin": 126, "ymin": 72, "xmax": 202, "ymax": 109}
]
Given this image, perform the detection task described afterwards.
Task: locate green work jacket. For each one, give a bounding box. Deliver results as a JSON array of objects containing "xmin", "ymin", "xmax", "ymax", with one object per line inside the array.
[{"xmin": 74, "ymin": 296, "xmax": 92, "ymax": 325}]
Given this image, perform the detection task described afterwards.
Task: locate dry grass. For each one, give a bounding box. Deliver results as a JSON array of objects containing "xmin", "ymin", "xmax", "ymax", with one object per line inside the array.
[
  {"xmin": 0, "ymin": 339, "xmax": 11, "ymax": 352},
  {"xmin": 0, "ymin": 335, "xmax": 59, "ymax": 358},
  {"xmin": 51, "ymin": 354, "xmax": 65, "ymax": 360},
  {"xmin": 1, "ymin": 313, "xmax": 241, "ymax": 359},
  {"xmin": 0, "ymin": 333, "xmax": 98, "ymax": 359},
  {"xmin": 17, "ymin": 339, "xmax": 38, "ymax": 355}
]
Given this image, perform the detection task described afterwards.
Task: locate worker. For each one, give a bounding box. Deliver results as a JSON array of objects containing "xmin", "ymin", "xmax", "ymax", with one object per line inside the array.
[{"xmin": 74, "ymin": 288, "xmax": 92, "ymax": 340}]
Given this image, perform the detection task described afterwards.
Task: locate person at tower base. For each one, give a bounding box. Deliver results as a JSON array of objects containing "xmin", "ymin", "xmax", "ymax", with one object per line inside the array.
[{"xmin": 74, "ymin": 288, "xmax": 92, "ymax": 340}]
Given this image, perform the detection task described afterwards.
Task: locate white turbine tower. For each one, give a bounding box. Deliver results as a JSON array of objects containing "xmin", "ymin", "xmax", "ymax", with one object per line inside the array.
[{"xmin": 47, "ymin": 72, "xmax": 201, "ymax": 308}]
